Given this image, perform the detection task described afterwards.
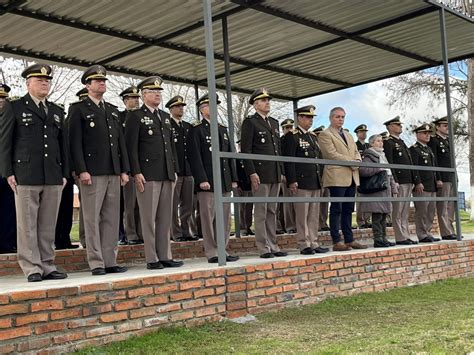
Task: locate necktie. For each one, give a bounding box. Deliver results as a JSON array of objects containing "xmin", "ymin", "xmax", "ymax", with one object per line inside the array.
[
  {"xmin": 39, "ymin": 101, "xmax": 47, "ymax": 118},
  {"xmin": 99, "ymin": 101, "xmax": 105, "ymax": 113},
  {"xmin": 339, "ymin": 129, "xmax": 347, "ymax": 144}
]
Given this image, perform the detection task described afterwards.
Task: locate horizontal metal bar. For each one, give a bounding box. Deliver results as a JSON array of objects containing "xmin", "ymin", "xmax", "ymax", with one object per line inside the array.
[
  {"xmin": 217, "ymin": 151, "xmax": 456, "ymax": 173},
  {"xmin": 222, "ymin": 196, "xmax": 458, "ymax": 203}
]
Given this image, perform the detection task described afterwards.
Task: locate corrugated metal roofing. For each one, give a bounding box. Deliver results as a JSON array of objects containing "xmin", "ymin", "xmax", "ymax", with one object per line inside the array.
[{"xmin": 0, "ymin": 0, "xmax": 473, "ymax": 100}]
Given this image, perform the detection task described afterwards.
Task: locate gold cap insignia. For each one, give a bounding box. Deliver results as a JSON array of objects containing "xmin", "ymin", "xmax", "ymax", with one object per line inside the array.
[
  {"xmin": 41, "ymin": 66, "xmax": 48, "ymax": 75},
  {"xmin": 97, "ymin": 68, "xmax": 104, "ymax": 75},
  {"xmin": 132, "ymin": 87, "xmax": 137, "ymax": 94}
]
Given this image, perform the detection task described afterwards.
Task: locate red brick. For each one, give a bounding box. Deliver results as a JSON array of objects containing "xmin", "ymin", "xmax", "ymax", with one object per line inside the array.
[
  {"xmin": 158, "ymin": 303, "xmax": 181, "ymax": 313},
  {"xmin": 66, "ymin": 294, "xmax": 97, "ymax": 307},
  {"xmin": 205, "ymin": 296, "xmax": 225, "ymax": 305},
  {"xmin": 67, "ymin": 317, "xmax": 99, "ymax": 329},
  {"xmin": 330, "ymin": 262, "xmax": 344, "ymax": 270},
  {"xmin": 83, "ymin": 303, "xmax": 113, "ymax": 316},
  {"xmin": 322, "ymin": 270, "xmax": 337, "ymax": 278},
  {"xmin": 282, "ymin": 284, "xmax": 299, "ymax": 292},
  {"xmin": 275, "ymin": 277, "xmax": 292, "ymax": 285},
  {"xmin": 0, "ymin": 304, "xmax": 29, "ymax": 316},
  {"xmin": 144, "ymin": 316, "xmax": 168, "ymax": 327},
  {"xmin": 205, "ymin": 278, "xmax": 225, "ymax": 287},
  {"xmin": 130, "ymin": 307, "xmax": 156, "ymax": 319},
  {"xmin": 154, "ymin": 283, "xmax": 179, "ymax": 294},
  {"xmin": 16, "ymin": 313, "xmax": 48, "ymax": 326},
  {"xmin": 248, "ymin": 289, "xmax": 265, "ymax": 298},
  {"xmin": 256, "ymin": 279, "xmax": 274, "ymax": 288},
  {"xmin": 227, "ymin": 301, "xmax": 246, "ymax": 311},
  {"xmin": 255, "ymin": 263, "xmax": 273, "ymax": 271},
  {"xmin": 51, "ymin": 331, "xmax": 84, "ymax": 344},
  {"xmin": 80, "ymin": 283, "xmax": 111, "ymax": 293},
  {"xmin": 30, "ymin": 299, "xmax": 63, "ymax": 312},
  {"xmin": 245, "ymin": 265, "xmax": 256, "ymax": 273},
  {"xmin": 98, "ymin": 290, "xmax": 127, "ymax": 302},
  {"xmin": 194, "ymin": 288, "xmax": 215, "ymax": 298},
  {"xmin": 266, "ymin": 270, "xmax": 284, "ymax": 278},
  {"xmin": 142, "ymin": 276, "xmax": 167, "ymax": 285},
  {"xmin": 128, "ymin": 287, "xmax": 154, "ymax": 298},
  {"xmin": 0, "ymin": 318, "xmax": 11, "ymax": 329},
  {"xmin": 100, "ymin": 311, "xmax": 128, "ymax": 323},
  {"xmin": 10, "ymin": 290, "xmax": 47, "ymax": 301},
  {"xmin": 115, "ymin": 299, "xmax": 142, "ymax": 311},
  {"xmin": 47, "ymin": 287, "xmax": 79, "ymax": 298},
  {"xmin": 167, "ymin": 273, "xmax": 190, "ymax": 282},
  {"xmin": 273, "ymin": 261, "xmax": 290, "ymax": 269},
  {"xmin": 170, "ymin": 291, "xmax": 193, "ymax": 301},
  {"xmin": 170, "ymin": 311, "xmax": 195, "ymax": 321},
  {"xmin": 180, "ymin": 280, "xmax": 203, "ymax": 290},
  {"xmin": 182, "ymin": 299, "xmax": 205, "ymax": 309},
  {"xmin": 0, "ymin": 344, "xmax": 16, "ymax": 353},
  {"xmin": 315, "ymin": 264, "xmax": 330, "ymax": 272},
  {"xmin": 289, "ymin": 259, "xmax": 306, "ymax": 267},
  {"xmin": 0, "ymin": 295, "xmax": 9, "ymax": 305},
  {"xmin": 117, "ymin": 319, "xmax": 143, "ymax": 332},
  {"xmin": 228, "ymin": 283, "xmax": 246, "ymax": 292},
  {"xmin": 195, "ymin": 307, "xmax": 217, "ymax": 317},
  {"xmin": 144, "ymin": 295, "xmax": 169, "ymax": 306},
  {"xmin": 113, "ymin": 279, "xmax": 142, "ymax": 289},
  {"xmin": 35, "ymin": 321, "xmax": 67, "ymax": 335},
  {"xmin": 227, "ymin": 309, "xmax": 248, "ymax": 318},
  {"xmin": 258, "ymin": 296, "xmax": 276, "ymax": 305},
  {"xmin": 86, "ymin": 326, "xmax": 114, "ymax": 338},
  {"xmin": 213, "ymin": 269, "xmax": 226, "ymax": 277},
  {"xmin": 16, "ymin": 337, "xmax": 51, "ymax": 352},
  {"xmin": 191, "ymin": 270, "xmax": 214, "ymax": 279},
  {"xmin": 227, "ymin": 275, "xmax": 246, "ymax": 283},
  {"xmin": 266, "ymin": 286, "xmax": 283, "ymax": 295}
]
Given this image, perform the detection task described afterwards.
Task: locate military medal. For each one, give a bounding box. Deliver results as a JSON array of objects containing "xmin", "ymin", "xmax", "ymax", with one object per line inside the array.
[
  {"xmin": 148, "ymin": 130, "xmax": 153, "ymax": 135},
  {"xmin": 90, "ymin": 122, "xmax": 95, "ymax": 127},
  {"xmin": 261, "ymin": 138, "xmax": 265, "ymax": 143},
  {"xmin": 441, "ymin": 149, "xmax": 445, "ymax": 153},
  {"xmin": 174, "ymin": 138, "xmax": 178, "ymax": 142},
  {"xmin": 399, "ymin": 152, "xmax": 402, "ymax": 156},
  {"xmin": 305, "ymin": 152, "xmax": 308, "ymax": 156},
  {"xmin": 424, "ymin": 159, "xmax": 428, "ymax": 164},
  {"xmin": 209, "ymin": 147, "xmax": 212, "ymax": 151}
]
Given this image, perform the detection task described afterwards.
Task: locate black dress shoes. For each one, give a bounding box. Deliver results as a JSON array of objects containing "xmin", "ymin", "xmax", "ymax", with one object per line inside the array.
[
  {"xmin": 161, "ymin": 260, "xmax": 184, "ymax": 268},
  {"xmin": 0, "ymin": 247, "xmax": 17, "ymax": 254},
  {"xmin": 247, "ymin": 228, "xmax": 255, "ymax": 235},
  {"xmin": 286, "ymin": 229, "xmax": 297, "ymax": 234},
  {"xmin": 260, "ymin": 252, "xmax": 274, "ymax": 259},
  {"xmin": 92, "ymin": 268, "xmax": 106, "ymax": 275},
  {"xmin": 105, "ymin": 266, "xmax": 128, "ymax": 273},
  {"xmin": 118, "ymin": 240, "xmax": 128, "ymax": 246},
  {"xmin": 300, "ymin": 247, "xmax": 315, "ymax": 255},
  {"xmin": 43, "ymin": 271, "xmax": 68, "ymax": 280},
  {"xmin": 276, "ymin": 230, "xmax": 285, "ymax": 235},
  {"xmin": 314, "ymin": 246, "xmax": 330, "ymax": 253},
  {"xmin": 419, "ymin": 236, "xmax": 439, "ymax": 243},
  {"xmin": 442, "ymin": 235, "xmax": 457, "ymax": 240},
  {"xmin": 56, "ymin": 243, "xmax": 79, "ymax": 250},
  {"xmin": 226, "ymin": 255, "xmax": 240, "ymax": 262},
  {"xmin": 128, "ymin": 240, "xmax": 144, "ymax": 245},
  {"xmin": 273, "ymin": 251, "xmax": 288, "ymax": 257},
  {"xmin": 374, "ymin": 240, "xmax": 391, "ymax": 248},
  {"xmin": 208, "ymin": 256, "xmax": 219, "ymax": 263},
  {"xmin": 27, "ymin": 273, "xmax": 42, "ymax": 282},
  {"xmin": 147, "ymin": 262, "xmax": 164, "ymax": 270}
]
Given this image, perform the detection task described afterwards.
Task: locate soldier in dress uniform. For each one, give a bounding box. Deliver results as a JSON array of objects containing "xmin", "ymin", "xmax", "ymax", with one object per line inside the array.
[
  {"xmin": 354, "ymin": 124, "xmax": 371, "ymax": 229},
  {"xmin": 383, "ymin": 116, "xmax": 419, "ymax": 245},
  {"xmin": 0, "ymin": 64, "xmax": 69, "ymax": 282},
  {"xmin": 0, "ymin": 83, "xmax": 17, "ymax": 254},
  {"xmin": 240, "ymin": 88, "xmax": 287, "ymax": 259},
  {"xmin": 118, "ymin": 86, "xmax": 142, "ymax": 246},
  {"xmin": 410, "ymin": 124, "xmax": 442, "ymax": 243},
  {"xmin": 283, "ymin": 105, "xmax": 329, "ymax": 255},
  {"xmin": 279, "ymin": 118, "xmax": 296, "ymax": 234},
  {"xmin": 428, "ymin": 117, "xmax": 457, "ymax": 240},
  {"xmin": 125, "ymin": 76, "xmax": 183, "ymax": 269},
  {"xmin": 235, "ymin": 140, "xmax": 254, "ymax": 236},
  {"xmin": 166, "ymin": 95, "xmax": 198, "ymax": 242},
  {"xmin": 313, "ymin": 125, "xmax": 330, "ymax": 232},
  {"xmin": 187, "ymin": 93, "xmax": 239, "ymax": 263},
  {"xmin": 68, "ymin": 65, "xmax": 130, "ymax": 275}
]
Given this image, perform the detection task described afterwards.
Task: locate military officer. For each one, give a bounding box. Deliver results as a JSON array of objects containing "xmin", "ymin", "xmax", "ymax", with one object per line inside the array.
[
  {"xmin": 68, "ymin": 65, "xmax": 130, "ymax": 275},
  {"xmin": 312, "ymin": 125, "xmax": 330, "ymax": 231},
  {"xmin": 0, "ymin": 64, "xmax": 69, "ymax": 282},
  {"xmin": 279, "ymin": 118, "xmax": 296, "ymax": 234},
  {"xmin": 240, "ymin": 88, "xmax": 287, "ymax": 258},
  {"xmin": 354, "ymin": 124, "xmax": 371, "ymax": 229},
  {"xmin": 235, "ymin": 140, "xmax": 254, "ymax": 237},
  {"xmin": 0, "ymin": 83, "xmax": 17, "ymax": 254},
  {"xmin": 428, "ymin": 117, "xmax": 457, "ymax": 240},
  {"xmin": 283, "ymin": 105, "xmax": 329, "ymax": 255},
  {"xmin": 125, "ymin": 76, "xmax": 183, "ymax": 269},
  {"xmin": 383, "ymin": 116, "xmax": 418, "ymax": 245},
  {"xmin": 166, "ymin": 95, "xmax": 198, "ymax": 242},
  {"xmin": 119, "ymin": 86, "xmax": 142, "ymax": 246},
  {"xmin": 410, "ymin": 124, "xmax": 442, "ymax": 243},
  {"xmin": 187, "ymin": 93, "xmax": 239, "ymax": 263}
]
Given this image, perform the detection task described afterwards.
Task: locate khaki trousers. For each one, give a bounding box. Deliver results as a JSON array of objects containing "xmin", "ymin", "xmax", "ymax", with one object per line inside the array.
[
  {"xmin": 80, "ymin": 175, "xmax": 120, "ymax": 270},
  {"xmin": 171, "ymin": 175, "xmax": 194, "ymax": 239},
  {"xmin": 197, "ymin": 191, "xmax": 231, "ymax": 259},
  {"xmin": 436, "ymin": 182, "xmax": 455, "ymax": 236},
  {"xmin": 123, "ymin": 176, "xmax": 142, "ymax": 241},
  {"xmin": 15, "ymin": 185, "xmax": 63, "ymax": 277},
  {"xmin": 136, "ymin": 180, "xmax": 175, "ymax": 263},
  {"xmin": 252, "ymin": 183, "xmax": 281, "ymax": 254},
  {"xmin": 392, "ymin": 183, "xmax": 413, "ymax": 242},
  {"xmin": 281, "ymin": 181, "xmax": 296, "ymax": 231},
  {"xmin": 294, "ymin": 189, "xmax": 321, "ymax": 250},
  {"xmin": 413, "ymin": 190, "xmax": 436, "ymax": 239},
  {"xmin": 319, "ymin": 187, "xmax": 329, "ymax": 229}
]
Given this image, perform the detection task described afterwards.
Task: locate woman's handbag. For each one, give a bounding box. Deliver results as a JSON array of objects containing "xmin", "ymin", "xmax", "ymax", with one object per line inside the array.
[{"xmin": 357, "ymin": 170, "xmax": 388, "ymax": 194}]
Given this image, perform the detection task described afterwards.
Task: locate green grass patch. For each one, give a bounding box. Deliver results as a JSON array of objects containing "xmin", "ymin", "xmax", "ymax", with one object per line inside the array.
[{"xmin": 78, "ymin": 277, "xmax": 474, "ymax": 354}]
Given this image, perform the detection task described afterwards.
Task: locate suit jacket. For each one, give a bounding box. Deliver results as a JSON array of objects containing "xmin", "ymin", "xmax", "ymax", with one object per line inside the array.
[
  {"xmin": 68, "ymin": 97, "xmax": 129, "ymax": 176},
  {"xmin": 240, "ymin": 112, "xmax": 282, "ymax": 184},
  {"xmin": 187, "ymin": 119, "xmax": 237, "ymax": 193},
  {"xmin": 383, "ymin": 135, "xmax": 417, "ymax": 184},
  {"xmin": 0, "ymin": 94, "xmax": 69, "ymax": 185},
  {"xmin": 125, "ymin": 105, "xmax": 177, "ymax": 181},
  {"xmin": 427, "ymin": 134, "xmax": 454, "ymax": 183},
  {"xmin": 356, "ymin": 140, "xmax": 370, "ymax": 156},
  {"xmin": 170, "ymin": 118, "xmax": 193, "ymax": 177},
  {"xmin": 318, "ymin": 126, "xmax": 361, "ymax": 188},
  {"xmin": 282, "ymin": 127, "xmax": 322, "ymax": 190},
  {"xmin": 409, "ymin": 142, "xmax": 439, "ymax": 192}
]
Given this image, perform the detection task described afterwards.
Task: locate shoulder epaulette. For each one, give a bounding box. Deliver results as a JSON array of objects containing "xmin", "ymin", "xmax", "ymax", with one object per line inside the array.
[
  {"xmin": 291, "ymin": 128, "xmax": 299, "ymax": 134},
  {"xmin": 49, "ymin": 101, "xmax": 64, "ymax": 110},
  {"xmin": 193, "ymin": 121, "xmax": 202, "ymax": 127},
  {"xmin": 219, "ymin": 123, "xmax": 227, "ymax": 128},
  {"xmin": 106, "ymin": 102, "xmax": 117, "ymax": 108},
  {"xmin": 7, "ymin": 96, "xmax": 20, "ymax": 102}
]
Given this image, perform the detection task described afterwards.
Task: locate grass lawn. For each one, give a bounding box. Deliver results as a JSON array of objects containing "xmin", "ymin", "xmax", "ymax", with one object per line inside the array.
[{"xmin": 78, "ymin": 277, "xmax": 474, "ymax": 354}]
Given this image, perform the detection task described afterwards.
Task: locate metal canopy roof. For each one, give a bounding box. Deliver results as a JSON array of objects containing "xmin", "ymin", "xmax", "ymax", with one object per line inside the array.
[{"xmin": 0, "ymin": 0, "xmax": 473, "ymax": 101}]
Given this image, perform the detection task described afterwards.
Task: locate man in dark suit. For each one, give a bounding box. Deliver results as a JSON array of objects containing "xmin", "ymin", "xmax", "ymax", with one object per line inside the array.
[
  {"xmin": 282, "ymin": 105, "xmax": 329, "ymax": 255},
  {"xmin": 0, "ymin": 83, "xmax": 17, "ymax": 255},
  {"xmin": 166, "ymin": 95, "xmax": 198, "ymax": 242},
  {"xmin": 428, "ymin": 117, "xmax": 457, "ymax": 240},
  {"xmin": 279, "ymin": 118, "xmax": 296, "ymax": 234},
  {"xmin": 125, "ymin": 76, "xmax": 183, "ymax": 269},
  {"xmin": 240, "ymin": 88, "xmax": 287, "ymax": 259},
  {"xmin": 0, "ymin": 64, "xmax": 69, "ymax": 282},
  {"xmin": 118, "ymin": 86, "xmax": 142, "ymax": 246},
  {"xmin": 68, "ymin": 65, "xmax": 130, "ymax": 275},
  {"xmin": 410, "ymin": 124, "xmax": 442, "ymax": 243},
  {"xmin": 235, "ymin": 142, "xmax": 254, "ymax": 237},
  {"xmin": 383, "ymin": 116, "xmax": 419, "ymax": 245},
  {"xmin": 354, "ymin": 124, "xmax": 371, "ymax": 229},
  {"xmin": 187, "ymin": 93, "xmax": 239, "ymax": 263}
]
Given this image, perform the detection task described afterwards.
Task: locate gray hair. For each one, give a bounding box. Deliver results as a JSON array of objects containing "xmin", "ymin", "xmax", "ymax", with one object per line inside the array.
[
  {"xmin": 368, "ymin": 134, "xmax": 382, "ymax": 146},
  {"xmin": 329, "ymin": 107, "xmax": 345, "ymax": 118}
]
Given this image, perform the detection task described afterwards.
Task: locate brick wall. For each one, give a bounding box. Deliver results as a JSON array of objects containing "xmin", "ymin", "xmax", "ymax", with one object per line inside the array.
[{"xmin": 0, "ymin": 240, "xmax": 471, "ymax": 354}]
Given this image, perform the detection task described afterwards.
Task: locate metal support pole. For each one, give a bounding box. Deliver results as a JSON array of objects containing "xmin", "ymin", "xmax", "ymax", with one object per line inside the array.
[
  {"xmin": 203, "ymin": 0, "xmax": 227, "ymax": 265},
  {"xmin": 194, "ymin": 83, "xmax": 200, "ymax": 121},
  {"xmin": 222, "ymin": 16, "xmax": 240, "ymax": 238},
  {"xmin": 439, "ymin": 8, "xmax": 462, "ymax": 241}
]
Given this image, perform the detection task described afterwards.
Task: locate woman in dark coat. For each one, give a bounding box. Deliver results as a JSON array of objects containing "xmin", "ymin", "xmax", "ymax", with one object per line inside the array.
[{"xmin": 359, "ymin": 134, "xmax": 397, "ymax": 248}]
